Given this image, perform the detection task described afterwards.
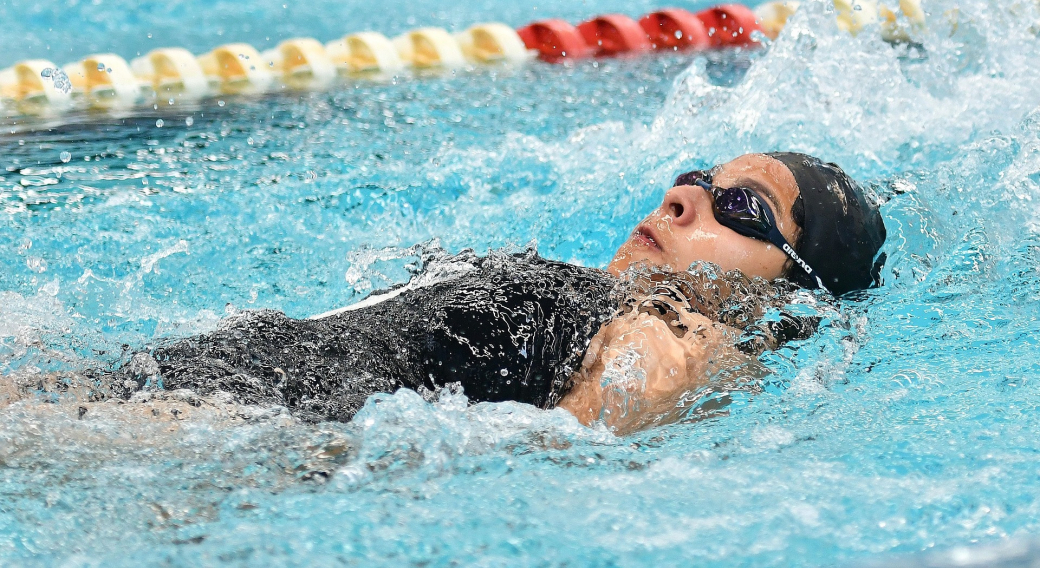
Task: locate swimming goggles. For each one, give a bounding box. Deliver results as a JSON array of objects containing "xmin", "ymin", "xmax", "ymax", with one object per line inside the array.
[{"xmin": 674, "ymin": 169, "xmax": 827, "ymax": 291}]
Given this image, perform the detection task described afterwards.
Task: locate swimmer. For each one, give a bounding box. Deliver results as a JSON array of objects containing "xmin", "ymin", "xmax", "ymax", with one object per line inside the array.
[{"xmin": 103, "ymin": 152, "xmax": 885, "ymax": 433}]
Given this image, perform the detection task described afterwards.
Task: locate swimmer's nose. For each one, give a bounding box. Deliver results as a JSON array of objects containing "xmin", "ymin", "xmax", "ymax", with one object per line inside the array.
[{"xmin": 662, "ymin": 184, "xmax": 708, "ymax": 227}]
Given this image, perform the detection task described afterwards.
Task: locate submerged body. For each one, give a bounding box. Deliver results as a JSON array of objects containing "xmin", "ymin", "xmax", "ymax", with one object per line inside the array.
[
  {"xmin": 142, "ymin": 252, "xmax": 619, "ymax": 422},
  {"xmin": 117, "ymin": 249, "xmax": 816, "ymax": 427}
]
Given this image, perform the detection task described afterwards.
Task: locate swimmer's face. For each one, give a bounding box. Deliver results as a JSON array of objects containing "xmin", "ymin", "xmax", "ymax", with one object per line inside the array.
[{"xmin": 608, "ymin": 153, "xmax": 801, "ymax": 279}]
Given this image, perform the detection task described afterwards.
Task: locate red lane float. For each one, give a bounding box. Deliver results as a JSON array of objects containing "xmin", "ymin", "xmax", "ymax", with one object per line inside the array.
[
  {"xmin": 638, "ymin": 9, "xmax": 710, "ymax": 51},
  {"xmin": 516, "ymin": 19, "xmax": 593, "ymax": 61},
  {"xmin": 575, "ymin": 15, "xmax": 652, "ymax": 56},
  {"xmin": 695, "ymin": 4, "xmax": 763, "ymax": 47},
  {"xmin": 514, "ymin": 4, "xmax": 764, "ymax": 64}
]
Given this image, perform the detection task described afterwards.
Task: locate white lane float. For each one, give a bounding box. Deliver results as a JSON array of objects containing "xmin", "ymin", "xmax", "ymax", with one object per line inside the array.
[
  {"xmin": 0, "ymin": 59, "xmax": 73, "ymax": 116},
  {"xmin": 326, "ymin": 32, "xmax": 405, "ymax": 74},
  {"xmin": 754, "ymin": 2, "xmax": 801, "ymax": 40},
  {"xmin": 455, "ymin": 23, "xmax": 532, "ymax": 63},
  {"xmin": 833, "ymin": 0, "xmax": 881, "ymax": 35},
  {"xmin": 755, "ymin": 0, "xmax": 925, "ymax": 42},
  {"xmin": 131, "ymin": 47, "xmax": 210, "ymax": 101},
  {"xmin": 393, "ymin": 27, "xmax": 466, "ymax": 69},
  {"xmin": 880, "ymin": 0, "xmax": 926, "ymax": 42},
  {"xmin": 63, "ymin": 53, "xmax": 144, "ymax": 110},
  {"xmin": 197, "ymin": 43, "xmax": 274, "ymax": 94},
  {"xmin": 262, "ymin": 38, "xmax": 337, "ymax": 89}
]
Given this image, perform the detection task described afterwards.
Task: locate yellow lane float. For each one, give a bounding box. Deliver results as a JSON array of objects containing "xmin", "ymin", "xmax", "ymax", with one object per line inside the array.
[
  {"xmin": 0, "ymin": 59, "xmax": 73, "ymax": 116},
  {"xmin": 326, "ymin": 32, "xmax": 405, "ymax": 74},
  {"xmin": 131, "ymin": 47, "xmax": 209, "ymax": 100},
  {"xmin": 262, "ymin": 38, "xmax": 337, "ymax": 89},
  {"xmin": 455, "ymin": 23, "xmax": 532, "ymax": 63},
  {"xmin": 880, "ymin": 0, "xmax": 926, "ymax": 42},
  {"xmin": 754, "ymin": 2, "xmax": 801, "ymax": 40},
  {"xmin": 62, "ymin": 53, "xmax": 143, "ymax": 109},
  {"xmin": 833, "ymin": 0, "xmax": 880, "ymax": 35},
  {"xmin": 755, "ymin": 0, "xmax": 924, "ymax": 41},
  {"xmin": 197, "ymin": 43, "xmax": 273, "ymax": 94},
  {"xmin": 393, "ymin": 27, "xmax": 466, "ymax": 69}
]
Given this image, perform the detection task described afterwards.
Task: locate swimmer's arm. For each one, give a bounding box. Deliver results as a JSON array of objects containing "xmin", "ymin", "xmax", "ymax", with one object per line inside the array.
[{"xmin": 558, "ymin": 303, "xmax": 757, "ymax": 434}]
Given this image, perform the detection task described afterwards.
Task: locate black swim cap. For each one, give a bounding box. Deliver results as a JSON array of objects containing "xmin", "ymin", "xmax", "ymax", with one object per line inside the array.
[{"xmin": 765, "ymin": 152, "xmax": 887, "ymax": 296}]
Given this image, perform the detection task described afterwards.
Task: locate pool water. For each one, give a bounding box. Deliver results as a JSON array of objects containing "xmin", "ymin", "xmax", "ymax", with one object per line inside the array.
[{"xmin": 3, "ymin": 0, "xmax": 1040, "ymax": 565}]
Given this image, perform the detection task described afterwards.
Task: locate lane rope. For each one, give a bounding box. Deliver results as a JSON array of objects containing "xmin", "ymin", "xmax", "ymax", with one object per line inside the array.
[{"xmin": 0, "ymin": 1, "xmax": 925, "ymax": 121}]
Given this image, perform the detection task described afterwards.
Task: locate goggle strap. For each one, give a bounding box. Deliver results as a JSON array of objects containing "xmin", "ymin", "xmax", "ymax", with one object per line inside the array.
[{"xmin": 766, "ymin": 226, "xmax": 829, "ymax": 293}]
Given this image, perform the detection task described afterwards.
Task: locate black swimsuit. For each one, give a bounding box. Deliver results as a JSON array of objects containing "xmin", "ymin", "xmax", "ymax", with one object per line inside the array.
[{"xmin": 145, "ymin": 251, "xmax": 620, "ymax": 422}]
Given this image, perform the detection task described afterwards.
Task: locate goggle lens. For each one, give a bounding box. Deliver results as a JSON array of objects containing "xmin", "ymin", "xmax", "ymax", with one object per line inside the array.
[
  {"xmin": 714, "ymin": 187, "xmax": 772, "ymax": 235},
  {"xmin": 673, "ymin": 169, "xmax": 774, "ymax": 238}
]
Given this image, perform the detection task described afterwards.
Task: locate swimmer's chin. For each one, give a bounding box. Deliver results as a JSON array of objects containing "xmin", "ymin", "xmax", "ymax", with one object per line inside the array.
[
  {"xmin": 607, "ymin": 253, "xmax": 677, "ymax": 278},
  {"xmin": 607, "ymin": 245, "xmax": 672, "ymax": 277}
]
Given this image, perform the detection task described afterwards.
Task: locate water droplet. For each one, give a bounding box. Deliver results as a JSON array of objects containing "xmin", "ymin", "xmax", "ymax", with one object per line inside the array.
[
  {"xmin": 40, "ymin": 68, "xmax": 52, "ymax": 78},
  {"xmin": 218, "ymin": 100, "xmax": 225, "ymax": 107},
  {"xmin": 59, "ymin": 151, "xmax": 71, "ymax": 163},
  {"xmin": 675, "ymin": 30, "xmax": 683, "ymax": 39},
  {"xmin": 147, "ymin": 33, "xmax": 152, "ymax": 38},
  {"xmin": 185, "ymin": 116, "xmax": 194, "ymax": 127},
  {"xmin": 155, "ymin": 119, "xmax": 164, "ymax": 128},
  {"xmin": 499, "ymin": 369, "xmax": 509, "ymax": 376},
  {"xmin": 168, "ymin": 98, "xmax": 175, "ymax": 105},
  {"xmin": 97, "ymin": 62, "xmax": 105, "ymax": 71}
]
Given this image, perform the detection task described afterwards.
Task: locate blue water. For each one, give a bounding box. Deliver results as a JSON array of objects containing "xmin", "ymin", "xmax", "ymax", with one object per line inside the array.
[{"xmin": 3, "ymin": 0, "xmax": 1040, "ymax": 566}]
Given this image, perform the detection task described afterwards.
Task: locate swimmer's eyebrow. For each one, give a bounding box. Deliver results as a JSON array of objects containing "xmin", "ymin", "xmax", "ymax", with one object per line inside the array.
[{"xmin": 734, "ymin": 176, "xmax": 785, "ymax": 217}]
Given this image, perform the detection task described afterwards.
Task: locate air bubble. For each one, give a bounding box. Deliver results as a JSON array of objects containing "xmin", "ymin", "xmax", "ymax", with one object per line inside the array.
[
  {"xmin": 218, "ymin": 100, "xmax": 225, "ymax": 107},
  {"xmin": 59, "ymin": 151, "xmax": 71, "ymax": 163},
  {"xmin": 185, "ymin": 117, "xmax": 194, "ymax": 127},
  {"xmin": 40, "ymin": 68, "xmax": 72, "ymax": 93},
  {"xmin": 155, "ymin": 119, "xmax": 164, "ymax": 128}
]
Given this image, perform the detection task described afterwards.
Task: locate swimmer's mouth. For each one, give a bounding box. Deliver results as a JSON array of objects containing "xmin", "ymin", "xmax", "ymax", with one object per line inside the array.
[{"xmin": 632, "ymin": 225, "xmax": 661, "ymax": 251}]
